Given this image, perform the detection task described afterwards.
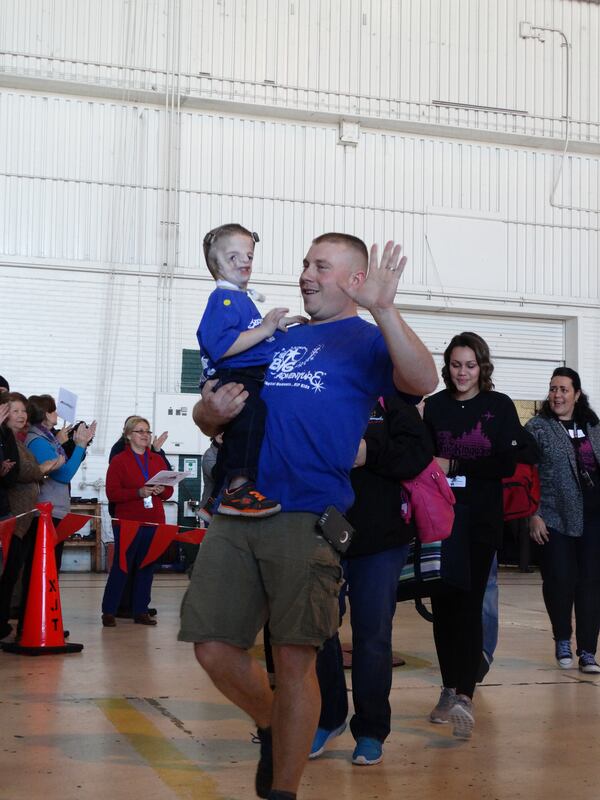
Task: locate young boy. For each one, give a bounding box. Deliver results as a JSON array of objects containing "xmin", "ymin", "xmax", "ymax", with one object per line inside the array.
[{"xmin": 197, "ymin": 223, "xmax": 303, "ymax": 521}]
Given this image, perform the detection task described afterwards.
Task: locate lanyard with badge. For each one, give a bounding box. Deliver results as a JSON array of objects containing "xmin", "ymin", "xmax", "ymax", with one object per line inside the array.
[
  {"xmin": 134, "ymin": 450, "xmax": 153, "ymax": 508},
  {"xmin": 566, "ymin": 423, "xmax": 595, "ymax": 489}
]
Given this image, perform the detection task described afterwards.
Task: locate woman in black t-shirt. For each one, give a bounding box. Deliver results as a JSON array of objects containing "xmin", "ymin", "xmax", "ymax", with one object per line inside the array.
[
  {"xmin": 424, "ymin": 332, "xmax": 522, "ymax": 740},
  {"xmin": 526, "ymin": 367, "xmax": 600, "ymax": 675}
]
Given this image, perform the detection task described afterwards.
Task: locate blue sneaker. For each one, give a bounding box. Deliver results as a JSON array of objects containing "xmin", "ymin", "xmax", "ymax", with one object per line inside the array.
[
  {"xmin": 555, "ymin": 639, "xmax": 573, "ymax": 669},
  {"xmin": 308, "ymin": 723, "xmax": 346, "ymax": 759},
  {"xmin": 578, "ymin": 651, "xmax": 600, "ymax": 674},
  {"xmin": 352, "ymin": 737, "xmax": 383, "ymax": 766}
]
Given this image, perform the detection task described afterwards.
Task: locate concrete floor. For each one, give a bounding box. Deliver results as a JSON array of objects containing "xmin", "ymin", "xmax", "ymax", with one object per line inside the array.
[{"xmin": 0, "ymin": 568, "xmax": 598, "ymax": 800}]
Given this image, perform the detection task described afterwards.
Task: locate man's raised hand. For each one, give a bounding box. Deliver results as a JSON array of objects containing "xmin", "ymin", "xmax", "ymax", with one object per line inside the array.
[{"xmin": 341, "ymin": 241, "xmax": 407, "ymax": 313}]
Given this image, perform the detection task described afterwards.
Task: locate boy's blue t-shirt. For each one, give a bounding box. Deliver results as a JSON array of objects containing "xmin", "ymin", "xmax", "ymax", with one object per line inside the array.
[
  {"xmin": 256, "ymin": 316, "xmax": 400, "ymax": 514},
  {"xmin": 197, "ymin": 288, "xmax": 278, "ymax": 379}
]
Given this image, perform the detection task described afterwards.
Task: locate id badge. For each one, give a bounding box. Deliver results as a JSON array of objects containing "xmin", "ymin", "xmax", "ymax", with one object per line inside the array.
[
  {"xmin": 447, "ymin": 475, "xmax": 467, "ymax": 488},
  {"xmin": 143, "ymin": 495, "xmax": 154, "ymax": 509}
]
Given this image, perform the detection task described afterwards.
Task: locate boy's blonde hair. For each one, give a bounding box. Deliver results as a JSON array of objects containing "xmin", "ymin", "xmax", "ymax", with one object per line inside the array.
[{"xmin": 202, "ymin": 224, "xmax": 259, "ymax": 279}]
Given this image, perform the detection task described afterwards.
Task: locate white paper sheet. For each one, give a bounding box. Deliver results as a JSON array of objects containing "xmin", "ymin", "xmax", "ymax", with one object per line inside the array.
[
  {"xmin": 145, "ymin": 469, "xmax": 191, "ymax": 487},
  {"xmin": 57, "ymin": 387, "xmax": 78, "ymax": 423}
]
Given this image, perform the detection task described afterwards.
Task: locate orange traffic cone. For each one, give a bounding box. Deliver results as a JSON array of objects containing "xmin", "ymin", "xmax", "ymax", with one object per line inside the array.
[{"xmin": 2, "ymin": 502, "xmax": 83, "ymax": 656}]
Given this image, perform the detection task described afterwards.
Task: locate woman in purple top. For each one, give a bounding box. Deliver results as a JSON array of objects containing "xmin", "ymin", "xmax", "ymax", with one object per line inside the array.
[{"xmin": 424, "ymin": 332, "xmax": 522, "ymax": 740}]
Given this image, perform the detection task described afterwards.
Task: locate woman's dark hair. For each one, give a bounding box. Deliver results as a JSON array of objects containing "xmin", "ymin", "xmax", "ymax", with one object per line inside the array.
[
  {"xmin": 538, "ymin": 367, "xmax": 599, "ymax": 426},
  {"xmin": 27, "ymin": 394, "xmax": 56, "ymax": 426},
  {"xmin": 441, "ymin": 331, "xmax": 495, "ymax": 393}
]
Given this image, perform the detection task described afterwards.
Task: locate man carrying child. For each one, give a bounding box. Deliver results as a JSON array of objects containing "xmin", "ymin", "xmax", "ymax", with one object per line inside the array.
[{"xmin": 180, "ymin": 231, "xmax": 438, "ymax": 800}]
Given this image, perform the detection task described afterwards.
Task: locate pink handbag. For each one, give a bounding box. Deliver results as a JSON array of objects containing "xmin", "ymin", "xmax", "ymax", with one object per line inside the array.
[{"xmin": 400, "ymin": 460, "xmax": 456, "ymax": 544}]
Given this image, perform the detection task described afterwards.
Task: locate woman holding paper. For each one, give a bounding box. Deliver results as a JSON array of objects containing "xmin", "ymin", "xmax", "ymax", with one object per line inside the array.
[{"xmin": 102, "ymin": 416, "xmax": 173, "ymax": 627}]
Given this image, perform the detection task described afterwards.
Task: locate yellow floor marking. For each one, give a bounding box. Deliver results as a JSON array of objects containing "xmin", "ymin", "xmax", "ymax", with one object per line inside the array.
[
  {"xmin": 97, "ymin": 698, "xmax": 223, "ymax": 800},
  {"xmin": 393, "ymin": 652, "xmax": 433, "ymax": 669}
]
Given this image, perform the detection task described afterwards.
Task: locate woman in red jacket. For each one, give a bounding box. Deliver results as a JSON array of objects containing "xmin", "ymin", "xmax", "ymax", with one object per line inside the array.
[{"xmin": 102, "ymin": 416, "xmax": 173, "ymax": 627}]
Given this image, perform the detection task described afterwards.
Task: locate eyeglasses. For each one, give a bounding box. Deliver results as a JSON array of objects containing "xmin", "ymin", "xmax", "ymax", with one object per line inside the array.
[
  {"xmin": 131, "ymin": 429, "xmax": 152, "ymax": 435},
  {"xmin": 203, "ymin": 227, "xmax": 260, "ymax": 247}
]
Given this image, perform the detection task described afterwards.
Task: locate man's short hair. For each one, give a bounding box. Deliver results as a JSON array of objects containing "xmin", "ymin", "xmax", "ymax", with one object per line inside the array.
[
  {"xmin": 311, "ymin": 232, "xmax": 368, "ymax": 266},
  {"xmin": 0, "ymin": 375, "xmax": 9, "ymax": 392}
]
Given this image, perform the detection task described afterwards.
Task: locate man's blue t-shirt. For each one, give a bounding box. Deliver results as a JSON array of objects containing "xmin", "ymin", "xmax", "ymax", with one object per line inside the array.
[
  {"xmin": 197, "ymin": 287, "xmax": 278, "ymax": 380},
  {"xmin": 256, "ymin": 316, "xmax": 399, "ymax": 514}
]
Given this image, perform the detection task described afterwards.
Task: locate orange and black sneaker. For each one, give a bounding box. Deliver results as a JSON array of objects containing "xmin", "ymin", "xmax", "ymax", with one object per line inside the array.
[{"xmin": 218, "ymin": 482, "xmax": 281, "ymax": 518}]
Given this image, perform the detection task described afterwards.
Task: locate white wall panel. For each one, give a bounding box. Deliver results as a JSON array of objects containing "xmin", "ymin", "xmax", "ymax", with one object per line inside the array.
[
  {"xmin": 365, "ymin": 308, "xmax": 565, "ymax": 399},
  {"xmin": 402, "ymin": 311, "xmax": 565, "ymax": 361},
  {"xmin": 0, "ymin": 267, "xmax": 158, "ymax": 443},
  {"xmin": 179, "ymin": 111, "xmax": 599, "ymax": 296},
  {"xmin": 0, "ymin": 92, "xmax": 165, "ymax": 265},
  {"xmin": 1, "ymin": 90, "xmax": 599, "ymax": 300},
  {"xmin": 0, "ymin": 93, "xmax": 162, "ymax": 186},
  {"xmin": 0, "ymin": 174, "xmax": 165, "ymax": 265},
  {"xmin": 1, "ymin": 1, "xmax": 599, "ymax": 143},
  {"xmin": 579, "ymin": 313, "xmax": 600, "ymax": 407}
]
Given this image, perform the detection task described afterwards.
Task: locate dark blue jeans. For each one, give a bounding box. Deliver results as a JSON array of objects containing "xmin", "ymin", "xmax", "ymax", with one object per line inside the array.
[
  {"xmin": 540, "ymin": 518, "xmax": 600, "ymax": 654},
  {"xmin": 316, "ymin": 544, "xmax": 410, "ymax": 743},
  {"xmin": 102, "ymin": 524, "xmax": 157, "ymax": 616},
  {"xmin": 482, "ymin": 555, "xmax": 499, "ymax": 663}
]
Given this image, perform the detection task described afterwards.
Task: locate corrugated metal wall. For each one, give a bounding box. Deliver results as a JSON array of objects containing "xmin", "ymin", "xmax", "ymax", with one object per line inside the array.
[
  {"xmin": 1, "ymin": 0, "xmax": 599, "ymax": 141},
  {"xmin": 401, "ymin": 311, "xmax": 565, "ymax": 398},
  {"xmin": 1, "ymin": 91, "xmax": 598, "ymax": 300}
]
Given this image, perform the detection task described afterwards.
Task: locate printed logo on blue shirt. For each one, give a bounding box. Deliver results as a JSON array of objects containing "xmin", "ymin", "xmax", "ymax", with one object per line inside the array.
[{"xmin": 267, "ymin": 344, "xmax": 326, "ymax": 392}]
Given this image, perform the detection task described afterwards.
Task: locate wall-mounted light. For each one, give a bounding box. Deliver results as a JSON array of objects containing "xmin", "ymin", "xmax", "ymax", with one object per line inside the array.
[
  {"xmin": 519, "ymin": 21, "xmax": 570, "ymax": 119},
  {"xmin": 519, "ymin": 21, "xmax": 545, "ymax": 43},
  {"xmin": 338, "ymin": 120, "xmax": 360, "ymax": 146},
  {"xmin": 519, "ymin": 22, "xmax": 598, "ymax": 214}
]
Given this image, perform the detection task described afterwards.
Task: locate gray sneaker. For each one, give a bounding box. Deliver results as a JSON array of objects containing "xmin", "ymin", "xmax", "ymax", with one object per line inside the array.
[
  {"xmin": 449, "ymin": 694, "xmax": 474, "ymax": 740},
  {"xmin": 429, "ymin": 687, "xmax": 456, "ymax": 724}
]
